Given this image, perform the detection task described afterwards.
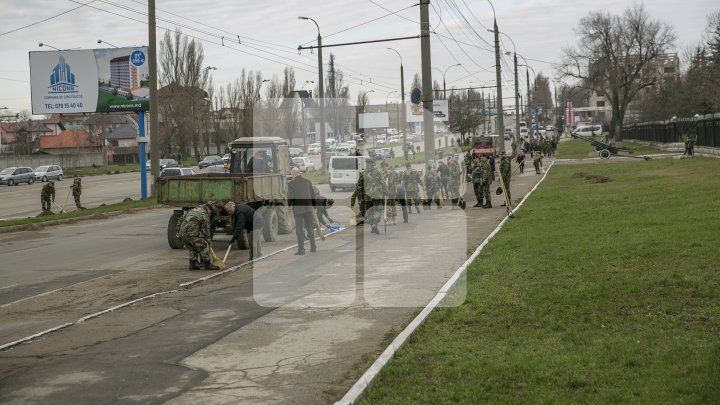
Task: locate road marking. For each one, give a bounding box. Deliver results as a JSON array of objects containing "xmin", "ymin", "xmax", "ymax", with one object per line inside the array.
[
  {"xmin": 0, "ymin": 275, "xmax": 110, "ymax": 309},
  {"xmin": 0, "ymin": 284, "xmax": 18, "ymax": 291}
]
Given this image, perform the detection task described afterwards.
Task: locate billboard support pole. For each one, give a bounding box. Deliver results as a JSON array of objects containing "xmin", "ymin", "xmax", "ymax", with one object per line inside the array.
[{"xmin": 138, "ymin": 111, "xmax": 148, "ymax": 200}]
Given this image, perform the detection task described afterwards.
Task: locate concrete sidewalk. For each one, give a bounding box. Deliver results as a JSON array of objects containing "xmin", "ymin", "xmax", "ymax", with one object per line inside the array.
[{"xmin": 0, "ymin": 162, "xmax": 548, "ymax": 404}]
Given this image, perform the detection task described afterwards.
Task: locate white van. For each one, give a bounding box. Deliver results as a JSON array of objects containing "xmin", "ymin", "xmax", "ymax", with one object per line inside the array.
[
  {"xmin": 328, "ymin": 155, "xmax": 372, "ymax": 192},
  {"xmin": 573, "ymin": 125, "xmax": 604, "ymax": 137}
]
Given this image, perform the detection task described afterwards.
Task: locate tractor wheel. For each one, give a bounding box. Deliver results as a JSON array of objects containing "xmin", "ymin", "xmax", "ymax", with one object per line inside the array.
[
  {"xmin": 276, "ymin": 204, "xmax": 294, "ymax": 234},
  {"xmin": 167, "ymin": 214, "xmax": 185, "ymax": 249},
  {"xmin": 262, "ymin": 208, "xmax": 279, "ymax": 242}
]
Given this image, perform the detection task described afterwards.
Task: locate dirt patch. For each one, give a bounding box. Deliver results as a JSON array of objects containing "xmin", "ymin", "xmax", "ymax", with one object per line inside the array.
[{"xmin": 572, "ymin": 172, "xmax": 612, "ymax": 183}]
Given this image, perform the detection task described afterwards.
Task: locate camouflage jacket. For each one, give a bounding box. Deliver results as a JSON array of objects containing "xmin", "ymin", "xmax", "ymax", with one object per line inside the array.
[
  {"xmin": 424, "ymin": 171, "xmax": 440, "ymax": 192},
  {"xmin": 41, "ymin": 183, "xmax": 55, "ymax": 200},
  {"xmin": 71, "ymin": 178, "xmax": 82, "ymax": 195},
  {"xmin": 448, "ymin": 160, "xmax": 462, "ymax": 181},
  {"xmin": 351, "ymin": 168, "xmax": 386, "ymax": 205},
  {"xmin": 383, "ymin": 169, "xmax": 400, "ymax": 195},
  {"xmin": 402, "ymin": 168, "xmax": 423, "ymax": 193},
  {"xmin": 471, "ymin": 161, "xmax": 492, "ymax": 184},
  {"xmin": 178, "ymin": 205, "xmax": 211, "ymax": 239},
  {"xmin": 499, "ymin": 156, "xmax": 512, "ymax": 181}
]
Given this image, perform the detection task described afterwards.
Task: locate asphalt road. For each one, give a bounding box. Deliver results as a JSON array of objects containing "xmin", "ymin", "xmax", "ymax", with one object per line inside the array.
[{"xmin": 0, "ymin": 171, "xmax": 150, "ymax": 220}]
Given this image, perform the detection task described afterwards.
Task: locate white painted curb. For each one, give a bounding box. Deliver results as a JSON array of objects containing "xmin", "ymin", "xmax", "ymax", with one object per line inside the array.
[{"xmin": 336, "ymin": 160, "xmax": 556, "ymax": 404}]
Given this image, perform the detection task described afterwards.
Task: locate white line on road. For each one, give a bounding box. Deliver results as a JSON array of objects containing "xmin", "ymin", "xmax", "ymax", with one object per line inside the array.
[{"xmin": 0, "ymin": 284, "xmax": 18, "ymax": 291}]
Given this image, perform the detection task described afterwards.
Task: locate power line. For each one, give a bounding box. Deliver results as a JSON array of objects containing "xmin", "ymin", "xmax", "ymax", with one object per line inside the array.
[{"xmin": 0, "ymin": 0, "xmax": 98, "ymax": 37}]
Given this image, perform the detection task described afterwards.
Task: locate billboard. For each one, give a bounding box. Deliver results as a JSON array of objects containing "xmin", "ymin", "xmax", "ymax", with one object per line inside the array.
[
  {"xmin": 30, "ymin": 47, "xmax": 150, "ymax": 114},
  {"xmin": 406, "ymin": 99, "xmax": 449, "ymax": 123},
  {"xmin": 358, "ymin": 112, "xmax": 389, "ymax": 129}
]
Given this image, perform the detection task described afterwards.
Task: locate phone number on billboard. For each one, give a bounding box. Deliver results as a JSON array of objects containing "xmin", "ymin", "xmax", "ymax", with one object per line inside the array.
[{"xmin": 44, "ymin": 102, "xmax": 84, "ymax": 110}]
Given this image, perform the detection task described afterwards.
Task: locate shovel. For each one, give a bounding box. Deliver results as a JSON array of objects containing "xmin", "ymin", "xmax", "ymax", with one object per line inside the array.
[{"xmin": 52, "ymin": 200, "xmax": 64, "ymax": 214}]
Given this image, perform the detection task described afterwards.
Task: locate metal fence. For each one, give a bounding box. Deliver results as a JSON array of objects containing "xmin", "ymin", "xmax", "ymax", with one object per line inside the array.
[
  {"xmin": 622, "ymin": 113, "xmax": 720, "ymax": 147},
  {"xmin": 0, "ymin": 153, "xmax": 104, "ymax": 169}
]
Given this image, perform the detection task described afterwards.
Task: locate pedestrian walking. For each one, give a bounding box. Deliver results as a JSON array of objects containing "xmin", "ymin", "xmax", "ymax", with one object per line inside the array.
[
  {"xmin": 533, "ymin": 151, "xmax": 543, "ymax": 174},
  {"xmin": 447, "ymin": 156, "xmax": 462, "ymax": 209},
  {"xmin": 178, "ymin": 201, "xmax": 220, "ymax": 270},
  {"xmin": 401, "ymin": 162, "xmax": 422, "ymax": 214},
  {"xmin": 287, "ymin": 167, "xmax": 317, "ymax": 254},
  {"xmin": 471, "ymin": 155, "xmax": 492, "ymax": 208},
  {"xmin": 423, "ymin": 164, "xmax": 441, "ymax": 209},
  {"xmin": 381, "ymin": 161, "xmax": 399, "ymax": 225},
  {"xmin": 224, "ymin": 202, "xmax": 265, "ymax": 260},
  {"xmin": 41, "ymin": 181, "xmax": 55, "ymax": 212},
  {"xmin": 437, "ymin": 160, "xmax": 450, "ymax": 200},
  {"xmin": 71, "ymin": 175, "xmax": 84, "ymax": 209}
]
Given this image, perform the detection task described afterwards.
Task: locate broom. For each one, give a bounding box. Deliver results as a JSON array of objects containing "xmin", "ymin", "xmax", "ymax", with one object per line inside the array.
[{"xmin": 209, "ymin": 247, "xmax": 227, "ymax": 270}]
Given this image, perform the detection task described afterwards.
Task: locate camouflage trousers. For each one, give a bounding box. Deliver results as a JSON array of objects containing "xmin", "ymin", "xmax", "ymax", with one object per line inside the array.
[
  {"xmin": 386, "ymin": 193, "xmax": 397, "ymax": 218},
  {"xmin": 405, "ymin": 191, "xmax": 421, "ymax": 211},
  {"xmin": 41, "ymin": 197, "xmax": 52, "ymax": 211},
  {"xmin": 473, "ymin": 182, "xmax": 490, "ymax": 205},
  {"xmin": 73, "ymin": 193, "xmax": 81, "ymax": 208},
  {"xmin": 364, "ymin": 199, "xmax": 384, "ymax": 226},
  {"xmin": 181, "ymin": 235, "xmax": 211, "ymax": 262},
  {"xmin": 448, "ymin": 179, "xmax": 461, "ymax": 200}
]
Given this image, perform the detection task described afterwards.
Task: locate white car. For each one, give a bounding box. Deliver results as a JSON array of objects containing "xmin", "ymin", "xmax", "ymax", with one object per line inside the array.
[
  {"xmin": 337, "ymin": 142, "xmax": 350, "ymax": 152},
  {"xmin": 292, "ymin": 157, "xmax": 316, "ymax": 172},
  {"xmin": 307, "ymin": 143, "xmax": 320, "ymax": 154},
  {"xmin": 34, "ymin": 165, "xmax": 64, "ymax": 182}
]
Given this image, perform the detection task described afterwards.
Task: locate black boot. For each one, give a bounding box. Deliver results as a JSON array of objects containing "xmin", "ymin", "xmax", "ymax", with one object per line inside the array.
[
  {"xmin": 473, "ymin": 201, "xmax": 482, "ymax": 207},
  {"xmin": 189, "ymin": 259, "xmax": 201, "ymax": 270},
  {"xmin": 202, "ymin": 260, "xmax": 220, "ymax": 270},
  {"xmin": 482, "ymin": 202, "xmax": 492, "ymax": 209}
]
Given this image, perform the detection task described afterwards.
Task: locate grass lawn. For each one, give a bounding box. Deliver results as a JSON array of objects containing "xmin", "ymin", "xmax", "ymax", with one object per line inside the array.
[
  {"xmin": 64, "ymin": 164, "xmax": 141, "ymax": 177},
  {"xmin": 0, "ymin": 198, "xmax": 157, "ymax": 228},
  {"xmin": 558, "ymin": 139, "xmax": 667, "ymax": 160},
  {"xmin": 360, "ymin": 157, "xmax": 720, "ymax": 404}
]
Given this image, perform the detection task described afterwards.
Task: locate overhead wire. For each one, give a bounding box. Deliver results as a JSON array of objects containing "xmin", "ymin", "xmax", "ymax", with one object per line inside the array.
[{"xmin": 0, "ymin": 0, "xmax": 98, "ymax": 37}]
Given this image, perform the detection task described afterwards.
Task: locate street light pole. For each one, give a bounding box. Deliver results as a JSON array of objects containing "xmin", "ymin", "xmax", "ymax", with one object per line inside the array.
[
  {"xmin": 386, "ymin": 47, "xmax": 407, "ymax": 147},
  {"xmin": 498, "ymin": 28, "xmax": 519, "ymax": 145},
  {"xmin": 299, "ymin": 16, "xmax": 327, "ymax": 175},
  {"xmin": 301, "ymin": 80, "xmax": 314, "ymax": 147},
  {"xmin": 97, "ymin": 39, "xmax": 119, "ymax": 48},
  {"xmin": 487, "ymin": 0, "xmax": 505, "ymax": 153},
  {"xmin": 432, "ymin": 64, "xmax": 461, "ymax": 100}
]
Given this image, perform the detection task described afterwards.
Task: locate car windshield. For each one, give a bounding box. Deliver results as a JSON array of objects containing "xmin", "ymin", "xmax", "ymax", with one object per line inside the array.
[
  {"xmin": 0, "ymin": 168, "xmax": 13, "ymax": 175},
  {"xmin": 331, "ymin": 158, "xmax": 358, "ymax": 170},
  {"xmin": 473, "ymin": 137, "xmax": 493, "ymax": 147},
  {"xmin": 35, "ymin": 166, "xmax": 49, "ymax": 171}
]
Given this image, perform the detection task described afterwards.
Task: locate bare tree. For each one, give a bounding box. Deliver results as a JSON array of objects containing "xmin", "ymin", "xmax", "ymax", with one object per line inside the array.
[
  {"xmin": 324, "ymin": 54, "xmax": 350, "ymax": 138},
  {"xmin": 560, "ymin": 5, "xmax": 676, "ymax": 140}
]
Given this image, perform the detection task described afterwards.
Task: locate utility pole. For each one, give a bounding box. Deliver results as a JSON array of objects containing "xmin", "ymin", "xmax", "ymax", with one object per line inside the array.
[
  {"xmin": 387, "ymin": 48, "xmax": 407, "ymax": 146},
  {"xmin": 492, "ymin": 19, "xmax": 505, "ymax": 152},
  {"xmin": 148, "ymin": 0, "xmax": 159, "ymax": 195},
  {"xmin": 299, "ymin": 16, "xmax": 327, "ymax": 174},
  {"xmin": 526, "ymin": 67, "xmax": 531, "ymax": 138},
  {"xmin": 513, "ymin": 52, "xmax": 520, "ymax": 145},
  {"xmin": 420, "ymin": 0, "xmax": 435, "ymax": 164}
]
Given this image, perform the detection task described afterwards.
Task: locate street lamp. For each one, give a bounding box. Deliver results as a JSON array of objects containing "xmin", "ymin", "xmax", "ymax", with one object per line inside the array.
[
  {"xmin": 300, "ymin": 80, "xmax": 314, "ymax": 145},
  {"xmin": 432, "ymin": 63, "xmax": 462, "ymax": 100},
  {"xmin": 298, "ymin": 16, "xmax": 327, "ymax": 175},
  {"xmin": 97, "ymin": 39, "xmax": 118, "ymax": 48},
  {"xmin": 486, "ymin": 0, "xmax": 505, "ymax": 152},
  {"xmin": 519, "ymin": 57, "xmax": 535, "ymax": 137},
  {"xmin": 386, "ymin": 47, "xmax": 408, "ymax": 146},
  {"xmin": 38, "ymin": 42, "xmax": 60, "ymax": 51},
  {"xmin": 204, "ymin": 66, "xmax": 217, "ymax": 72}
]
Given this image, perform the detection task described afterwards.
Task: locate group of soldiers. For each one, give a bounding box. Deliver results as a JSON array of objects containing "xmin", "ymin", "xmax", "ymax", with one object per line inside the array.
[
  {"xmin": 466, "ymin": 152, "xmax": 513, "ymax": 208},
  {"xmin": 683, "ymin": 132, "xmax": 697, "ymax": 156},
  {"xmin": 350, "ymin": 156, "xmax": 464, "ymax": 234},
  {"xmin": 40, "ymin": 175, "xmax": 84, "ymax": 213}
]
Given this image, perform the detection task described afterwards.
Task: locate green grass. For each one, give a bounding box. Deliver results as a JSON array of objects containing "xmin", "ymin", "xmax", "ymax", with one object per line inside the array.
[
  {"xmin": 0, "ymin": 198, "xmax": 157, "ymax": 228},
  {"xmin": 558, "ymin": 139, "xmax": 667, "ymax": 159},
  {"xmin": 360, "ymin": 157, "xmax": 720, "ymax": 404},
  {"xmin": 64, "ymin": 164, "xmax": 141, "ymax": 177}
]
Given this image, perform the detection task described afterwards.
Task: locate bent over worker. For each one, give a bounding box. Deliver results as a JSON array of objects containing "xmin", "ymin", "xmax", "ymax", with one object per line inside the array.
[{"xmin": 224, "ymin": 202, "xmax": 265, "ymax": 260}]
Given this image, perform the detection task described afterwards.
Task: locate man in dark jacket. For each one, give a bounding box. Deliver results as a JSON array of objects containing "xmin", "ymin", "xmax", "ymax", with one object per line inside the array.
[
  {"xmin": 287, "ymin": 167, "xmax": 316, "ymax": 254},
  {"xmin": 224, "ymin": 202, "xmax": 265, "ymax": 260}
]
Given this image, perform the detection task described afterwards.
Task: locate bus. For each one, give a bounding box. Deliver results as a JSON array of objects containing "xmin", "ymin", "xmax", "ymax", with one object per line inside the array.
[{"xmin": 470, "ymin": 134, "xmax": 500, "ymax": 157}]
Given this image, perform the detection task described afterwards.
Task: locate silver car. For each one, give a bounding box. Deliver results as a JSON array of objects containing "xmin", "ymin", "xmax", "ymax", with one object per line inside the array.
[
  {"xmin": 34, "ymin": 165, "xmax": 64, "ymax": 182},
  {"xmin": 0, "ymin": 166, "xmax": 36, "ymax": 186}
]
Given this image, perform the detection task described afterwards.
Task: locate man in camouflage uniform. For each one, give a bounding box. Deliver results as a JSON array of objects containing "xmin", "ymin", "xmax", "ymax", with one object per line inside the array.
[
  {"xmin": 381, "ymin": 161, "xmax": 399, "ymax": 225},
  {"xmin": 351, "ymin": 159, "xmax": 385, "ymax": 234},
  {"xmin": 447, "ymin": 156, "xmax": 462, "ymax": 209},
  {"xmin": 472, "ymin": 155, "xmax": 492, "ymax": 208},
  {"xmin": 423, "ymin": 164, "xmax": 441, "ymax": 209},
  {"xmin": 498, "ymin": 151, "xmax": 512, "ymax": 206},
  {"xmin": 533, "ymin": 151, "xmax": 543, "ymax": 174},
  {"xmin": 402, "ymin": 162, "xmax": 423, "ymax": 214},
  {"xmin": 177, "ymin": 201, "xmax": 220, "ymax": 270},
  {"xmin": 71, "ymin": 175, "xmax": 84, "ymax": 209},
  {"xmin": 41, "ymin": 181, "xmax": 55, "ymax": 212}
]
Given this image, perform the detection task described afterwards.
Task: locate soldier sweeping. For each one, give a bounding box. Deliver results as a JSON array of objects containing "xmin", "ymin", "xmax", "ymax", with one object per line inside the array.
[
  {"xmin": 71, "ymin": 175, "xmax": 84, "ymax": 209},
  {"xmin": 41, "ymin": 181, "xmax": 55, "ymax": 212},
  {"xmin": 177, "ymin": 201, "xmax": 220, "ymax": 270}
]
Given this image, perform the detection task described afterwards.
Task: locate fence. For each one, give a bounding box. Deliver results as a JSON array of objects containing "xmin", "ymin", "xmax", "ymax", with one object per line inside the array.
[
  {"xmin": 622, "ymin": 113, "xmax": 720, "ymax": 148},
  {"xmin": 0, "ymin": 153, "xmax": 104, "ymax": 169}
]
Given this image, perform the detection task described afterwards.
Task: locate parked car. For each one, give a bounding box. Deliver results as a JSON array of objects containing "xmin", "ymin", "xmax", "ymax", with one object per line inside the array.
[
  {"xmin": 146, "ymin": 158, "xmax": 178, "ymax": 170},
  {"xmin": 222, "ymin": 153, "xmax": 230, "ymax": 163},
  {"xmin": 34, "ymin": 165, "xmax": 64, "ymax": 182},
  {"xmin": 336, "ymin": 143, "xmax": 350, "ymax": 152},
  {"xmin": 198, "ymin": 155, "xmax": 223, "ymax": 169},
  {"xmin": 373, "ymin": 148, "xmax": 392, "ymax": 160},
  {"xmin": 388, "ymin": 135, "xmax": 402, "ymax": 143},
  {"xmin": 204, "ymin": 164, "xmax": 229, "ymax": 174},
  {"xmin": 307, "ymin": 143, "xmax": 321, "ymax": 154},
  {"xmin": 289, "ymin": 148, "xmax": 304, "ymax": 158},
  {"xmin": 292, "ymin": 157, "xmax": 316, "ymax": 172},
  {"xmin": 572, "ymin": 125, "xmax": 604, "ymax": 137},
  {"xmin": 0, "ymin": 166, "xmax": 36, "ymax": 186},
  {"xmin": 159, "ymin": 167, "xmax": 197, "ymax": 177}
]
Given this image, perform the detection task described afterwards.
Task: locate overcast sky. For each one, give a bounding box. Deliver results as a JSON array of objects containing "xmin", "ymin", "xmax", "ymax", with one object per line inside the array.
[{"xmin": 0, "ymin": 0, "xmax": 717, "ymax": 116}]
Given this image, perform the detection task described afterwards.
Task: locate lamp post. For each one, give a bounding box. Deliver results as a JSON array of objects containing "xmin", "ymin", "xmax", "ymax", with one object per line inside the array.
[
  {"xmin": 497, "ymin": 29, "xmax": 519, "ymax": 144},
  {"xmin": 298, "ymin": 16, "xmax": 327, "ymax": 175},
  {"xmin": 519, "ymin": 57, "xmax": 535, "ymax": 139},
  {"xmin": 97, "ymin": 39, "xmax": 118, "ymax": 48},
  {"xmin": 386, "ymin": 47, "xmax": 407, "ymax": 146},
  {"xmin": 432, "ymin": 64, "xmax": 461, "ymax": 100},
  {"xmin": 486, "ymin": 0, "xmax": 504, "ymax": 152},
  {"xmin": 38, "ymin": 43, "xmax": 60, "ymax": 50},
  {"xmin": 301, "ymin": 80, "xmax": 313, "ymax": 145}
]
